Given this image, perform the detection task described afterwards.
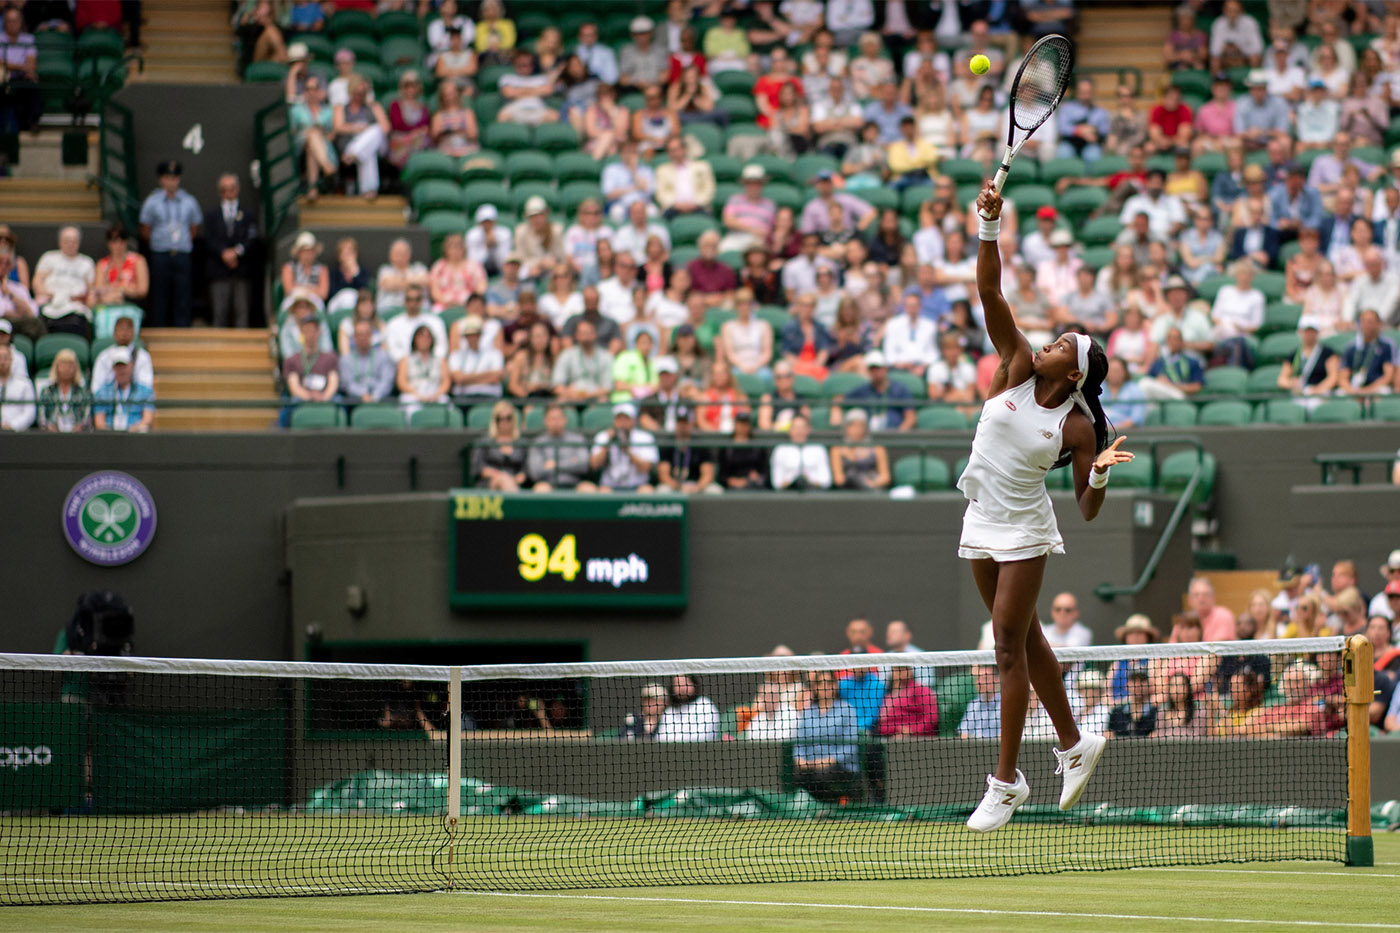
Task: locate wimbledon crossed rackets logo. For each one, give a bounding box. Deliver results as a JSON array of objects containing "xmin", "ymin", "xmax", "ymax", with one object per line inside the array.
[{"xmin": 62, "ymin": 471, "xmax": 157, "ymax": 567}]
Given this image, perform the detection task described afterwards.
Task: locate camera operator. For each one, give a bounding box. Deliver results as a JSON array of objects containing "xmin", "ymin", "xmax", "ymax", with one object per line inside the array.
[{"xmin": 589, "ymin": 402, "xmax": 658, "ymax": 493}]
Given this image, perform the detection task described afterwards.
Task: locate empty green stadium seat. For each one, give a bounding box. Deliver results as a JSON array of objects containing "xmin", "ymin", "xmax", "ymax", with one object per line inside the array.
[
  {"xmin": 1158, "ymin": 400, "xmax": 1199, "ymax": 426},
  {"xmin": 505, "ymin": 149, "xmax": 554, "ymax": 183},
  {"xmin": 1079, "ymin": 216, "xmax": 1122, "ymax": 247},
  {"xmin": 581, "ymin": 404, "xmax": 616, "ymax": 434},
  {"xmin": 717, "ymin": 94, "xmax": 758, "ymax": 122},
  {"xmin": 900, "ymin": 185, "xmax": 933, "ymax": 218},
  {"xmin": 1260, "ymin": 302, "xmax": 1301, "ymax": 337},
  {"xmin": 1257, "ymin": 332, "xmax": 1301, "ymax": 365},
  {"xmin": 375, "ymin": 9, "xmax": 420, "ymax": 38},
  {"xmin": 764, "ymin": 182, "xmax": 805, "ymax": 212},
  {"xmin": 1256, "ymin": 398, "xmax": 1306, "ymax": 424},
  {"xmin": 669, "ymin": 214, "xmax": 719, "ymax": 247},
  {"xmin": 34, "ymin": 333, "xmax": 90, "ymax": 373},
  {"xmin": 1087, "ymin": 154, "xmax": 1129, "ymax": 176},
  {"xmin": 1308, "ymin": 398, "xmax": 1363, "ymax": 423},
  {"xmin": 330, "ymin": 9, "xmax": 375, "ymax": 36},
  {"xmin": 1057, "ymin": 186, "xmax": 1106, "ymax": 224},
  {"xmin": 1194, "ymin": 274, "xmax": 1230, "ymax": 302},
  {"xmin": 411, "ymin": 178, "xmax": 465, "ymax": 213},
  {"xmin": 11, "ymin": 335, "xmax": 34, "ymax": 374},
  {"xmin": 482, "ymin": 123, "xmax": 532, "ymax": 153},
  {"xmin": 939, "ymin": 158, "xmax": 985, "ymax": 185},
  {"xmin": 1245, "ymin": 363, "xmax": 1285, "ymax": 395},
  {"xmin": 243, "ymin": 61, "xmax": 288, "ymax": 84},
  {"xmin": 733, "ymin": 370, "xmax": 772, "ymax": 399},
  {"xmin": 748, "ymin": 154, "xmax": 794, "ymax": 185},
  {"xmin": 1203, "ymin": 365, "xmax": 1247, "ymax": 396},
  {"xmin": 1079, "ymin": 246, "xmax": 1115, "ymax": 271},
  {"xmin": 853, "ymin": 187, "xmax": 898, "ymax": 212},
  {"xmin": 290, "ymin": 404, "xmax": 347, "ymax": 429},
  {"xmin": 705, "ymin": 154, "xmax": 740, "ymax": 184},
  {"xmin": 916, "ymin": 406, "xmax": 968, "ymax": 430},
  {"xmin": 888, "ymin": 370, "xmax": 927, "ymax": 399},
  {"xmin": 1038, "ymin": 157, "xmax": 1085, "ymax": 185},
  {"xmin": 559, "ymin": 182, "xmax": 605, "ymax": 217},
  {"xmin": 334, "ymin": 34, "xmax": 379, "ymax": 62},
  {"xmin": 1197, "ymin": 399, "xmax": 1253, "ymax": 426},
  {"xmin": 460, "ymin": 150, "xmax": 504, "ymax": 185},
  {"xmin": 553, "ymin": 152, "xmax": 601, "ymax": 185},
  {"xmin": 1370, "ymin": 396, "xmax": 1400, "ymax": 421},
  {"xmin": 510, "ymin": 181, "xmax": 560, "ymax": 214},
  {"xmin": 1159, "ymin": 449, "xmax": 1217, "ymax": 503},
  {"xmin": 822, "ymin": 372, "xmax": 867, "ymax": 399},
  {"xmin": 670, "ymin": 246, "xmax": 700, "ymax": 268},
  {"xmin": 793, "ymin": 153, "xmax": 839, "ymax": 184},
  {"xmin": 461, "ymin": 180, "xmax": 513, "ymax": 213},
  {"xmin": 713, "ymin": 71, "xmax": 755, "ymax": 95},
  {"xmin": 76, "ymin": 28, "xmax": 123, "ymax": 58},
  {"xmin": 1192, "ymin": 151, "xmax": 1228, "ymax": 176},
  {"xmin": 1171, "ymin": 69, "xmax": 1212, "ymax": 98},
  {"xmin": 379, "ymin": 36, "xmax": 422, "ymax": 69},
  {"xmin": 793, "ymin": 374, "xmax": 822, "ymax": 398},
  {"xmin": 935, "ymin": 671, "xmax": 976, "ymax": 737},
  {"xmin": 893, "ymin": 455, "xmax": 951, "ymax": 491},
  {"xmin": 685, "ymin": 123, "xmax": 724, "ymax": 157},
  {"xmin": 534, "ymin": 123, "xmax": 581, "ymax": 153},
  {"xmin": 351, "ymin": 404, "xmax": 407, "ymax": 429},
  {"xmin": 1253, "ymin": 270, "xmax": 1286, "ymax": 299},
  {"xmin": 1004, "ymin": 183, "xmax": 1055, "ymax": 214},
  {"xmin": 1110, "ymin": 452, "xmax": 1154, "ymax": 487},
  {"xmin": 402, "ymin": 150, "xmax": 459, "ymax": 187}
]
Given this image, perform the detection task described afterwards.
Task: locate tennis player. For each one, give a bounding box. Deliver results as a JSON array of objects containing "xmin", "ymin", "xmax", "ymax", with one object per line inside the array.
[{"xmin": 962, "ymin": 181, "xmax": 1133, "ymax": 833}]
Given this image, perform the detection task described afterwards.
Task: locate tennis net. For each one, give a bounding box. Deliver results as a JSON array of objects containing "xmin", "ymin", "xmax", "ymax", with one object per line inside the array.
[{"xmin": 0, "ymin": 637, "xmax": 1371, "ymax": 904}]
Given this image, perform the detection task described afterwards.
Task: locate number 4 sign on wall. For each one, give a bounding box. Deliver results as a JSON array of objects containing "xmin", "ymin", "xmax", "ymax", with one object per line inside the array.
[{"xmin": 181, "ymin": 124, "xmax": 204, "ymax": 155}]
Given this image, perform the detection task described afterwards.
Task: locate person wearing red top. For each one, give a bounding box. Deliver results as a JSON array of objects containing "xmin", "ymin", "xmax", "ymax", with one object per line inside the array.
[
  {"xmin": 666, "ymin": 26, "xmax": 707, "ymax": 84},
  {"xmin": 1148, "ymin": 86, "xmax": 1194, "ymax": 154},
  {"xmin": 753, "ymin": 47, "xmax": 802, "ymax": 130},
  {"xmin": 874, "ymin": 666, "xmax": 939, "ymax": 737}
]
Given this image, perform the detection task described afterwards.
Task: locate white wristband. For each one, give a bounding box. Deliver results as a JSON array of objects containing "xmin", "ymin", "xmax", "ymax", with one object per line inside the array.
[
  {"xmin": 978, "ymin": 216, "xmax": 1001, "ymax": 241},
  {"xmin": 1089, "ymin": 466, "xmax": 1110, "ymax": 489}
]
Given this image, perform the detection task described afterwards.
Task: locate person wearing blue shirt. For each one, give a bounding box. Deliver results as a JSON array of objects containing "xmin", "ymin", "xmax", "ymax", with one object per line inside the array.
[
  {"xmin": 1340, "ymin": 309, "xmax": 1397, "ymax": 394},
  {"xmin": 958, "ymin": 667, "xmax": 1003, "ymax": 738},
  {"xmin": 138, "ymin": 160, "xmax": 202, "ymax": 327},
  {"xmin": 1056, "ymin": 78, "xmax": 1109, "ymax": 161},
  {"xmin": 92, "ymin": 349, "xmax": 155, "ymax": 432},
  {"xmin": 1233, "ymin": 74, "xmax": 1291, "ymax": 149},
  {"xmin": 792, "ymin": 670, "xmax": 861, "ymax": 803},
  {"xmin": 1146, "ymin": 328, "xmax": 1206, "ymax": 397},
  {"xmin": 837, "ymin": 665, "xmax": 886, "ymax": 733},
  {"xmin": 1267, "ymin": 165, "xmax": 1324, "ymax": 241},
  {"xmin": 842, "ymin": 352, "xmax": 916, "ymax": 431},
  {"xmin": 1101, "ymin": 357, "xmax": 1148, "ymax": 429},
  {"xmin": 861, "ymin": 82, "xmax": 912, "ymax": 145}
]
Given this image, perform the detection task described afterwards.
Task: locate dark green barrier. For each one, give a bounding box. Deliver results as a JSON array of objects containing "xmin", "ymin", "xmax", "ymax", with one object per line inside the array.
[
  {"xmin": 0, "ymin": 702, "xmax": 83, "ymax": 810},
  {"xmin": 91, "ymin": 708, "xmax": 287, "ymax": 814}
]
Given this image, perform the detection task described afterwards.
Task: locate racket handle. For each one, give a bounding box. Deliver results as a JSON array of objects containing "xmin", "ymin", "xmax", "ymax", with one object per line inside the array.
[{"xmin": 979, "ymin": 147, "xmax": 1014, "ymax": 219}]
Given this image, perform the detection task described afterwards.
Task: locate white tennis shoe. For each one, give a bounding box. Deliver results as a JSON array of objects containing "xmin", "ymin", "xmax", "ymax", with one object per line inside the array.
[
  {"xmin": 966, "ymin": 769, "xmax": 1029, "ymax": 833},
  {"xmin": 1053, "ymin": 732, "xmax": 1107, "ymax": 810}
]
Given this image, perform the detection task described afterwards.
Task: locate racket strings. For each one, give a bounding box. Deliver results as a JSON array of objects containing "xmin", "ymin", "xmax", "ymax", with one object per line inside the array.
[{"xmin": 1012, "ymin": 40, "xmax": 1073, "ymax": 130}]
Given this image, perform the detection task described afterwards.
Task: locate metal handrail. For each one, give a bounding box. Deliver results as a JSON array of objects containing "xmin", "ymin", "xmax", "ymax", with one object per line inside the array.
[
  {"xmin": 1092, "ymin": 435, "xmax": 1208, "ymax": 602},
  {"xmin": 1314, "ymin": 452, "xmax": 1398, "ymax": 485}
]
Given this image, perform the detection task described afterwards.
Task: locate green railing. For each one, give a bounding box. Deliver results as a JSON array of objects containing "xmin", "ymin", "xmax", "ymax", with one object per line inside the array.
[
  {"xmin": 1092, "ymin": 435, "xmax": 1208, "ymax": 602},
  {"xmin": 94, "ymin": 95, "xmax": 139, "ymax": 232},
  {"xmin": 253, "ymin": 99, "xmax": 301, "ymax": 242},
  {"xmin": 1314, "ymin": 453, "xmax": 1398, "ymax": 486}
]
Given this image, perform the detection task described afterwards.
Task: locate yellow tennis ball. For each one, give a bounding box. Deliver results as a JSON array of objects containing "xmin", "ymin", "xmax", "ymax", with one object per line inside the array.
[{"xmin": 970, "ymin": 54, "xmax": 991, "ymax": 76}]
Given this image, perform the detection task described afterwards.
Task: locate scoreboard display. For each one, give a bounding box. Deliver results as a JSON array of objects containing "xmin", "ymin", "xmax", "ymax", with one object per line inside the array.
[{"xmin": 448, "ymin": 493, "xmax": 688, "ymax": 610}]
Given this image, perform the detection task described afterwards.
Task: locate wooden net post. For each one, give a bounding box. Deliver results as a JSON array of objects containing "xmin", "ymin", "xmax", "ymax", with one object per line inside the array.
[{"xmin": 1344, "ymin": 635, "xmax": 1374, "ymax": 867}]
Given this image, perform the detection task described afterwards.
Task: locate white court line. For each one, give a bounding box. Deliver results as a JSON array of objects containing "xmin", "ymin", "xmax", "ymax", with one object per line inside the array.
[
  {"xmin": 1137, "ymin": 867, "xmax": 1400, "ymax": 879},
  {"xmin": 466, "ymin": 892, "xmax": 1400, "ymax": 928}
]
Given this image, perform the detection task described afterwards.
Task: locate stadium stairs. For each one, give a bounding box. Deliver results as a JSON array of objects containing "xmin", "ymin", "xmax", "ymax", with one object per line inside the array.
[
  {"xmin": 134, "ymin": 1, "xmax": 238, "ymax": 84},
  {"xmin": 298, "ymin": 193, "xmax": 410, "ymax": 229},
  {"xmin": 1077, "ymin": 3, "xmax": 1171, "ymax": 99},
  {"xmin": 144, "ymin": 328, "xmax": 281, "ymax": 431}
]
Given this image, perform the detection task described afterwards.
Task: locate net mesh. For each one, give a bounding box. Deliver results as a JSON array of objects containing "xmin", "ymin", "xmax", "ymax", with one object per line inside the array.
[
  {"xmin": 1012, "ymin": 35, "xmax": 1075, "ymax": 130},
  {"xmin": 0, "ymin": 639, "xmax": 1351, "ymax": 905}
]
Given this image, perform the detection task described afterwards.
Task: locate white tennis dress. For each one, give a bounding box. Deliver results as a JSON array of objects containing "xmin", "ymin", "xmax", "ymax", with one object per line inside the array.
[{"xmin": 957, "ymin": 376, "xmax": 1073, "ymax": 562}]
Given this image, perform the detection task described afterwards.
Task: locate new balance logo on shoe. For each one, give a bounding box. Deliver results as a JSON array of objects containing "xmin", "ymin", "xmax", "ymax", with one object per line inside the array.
[
  {"xmin": 1067, "ymin": 754, "xmax": 1082, "ymax": 769},
  {"xmin": 1001, "ymin": 792, "xmax": 1018, "ymax": 805}
]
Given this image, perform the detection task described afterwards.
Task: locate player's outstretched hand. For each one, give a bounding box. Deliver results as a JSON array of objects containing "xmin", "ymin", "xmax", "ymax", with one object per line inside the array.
[
  {"xmin": 1094, "ymin": 435, "xmax": 1134, "ymax": 473},
  {"xmin": 977, "ymin": 182, "xmax": 1003, "ymax": 221}
]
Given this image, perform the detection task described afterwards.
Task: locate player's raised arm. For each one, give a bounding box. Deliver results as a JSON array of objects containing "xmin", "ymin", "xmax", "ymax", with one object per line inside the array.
[{"xmin": 976, "ymin": 182, "xmax": 1032, "ymax": 385}]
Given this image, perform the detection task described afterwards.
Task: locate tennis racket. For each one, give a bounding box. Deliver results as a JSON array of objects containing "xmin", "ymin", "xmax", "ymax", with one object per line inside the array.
[{"xmin": 985, "ymin": 34, "xmax": 1075, "ymax": 209}]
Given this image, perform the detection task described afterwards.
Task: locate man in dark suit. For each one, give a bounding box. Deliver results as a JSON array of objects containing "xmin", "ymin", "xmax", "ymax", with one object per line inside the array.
[
  {"xmin": 204, "ymin": 173, "xmax": 259, "ymax": 328},
  {"xmin": 1228, "ymin": 197, "xmax": 1280, "ymax": 269}
]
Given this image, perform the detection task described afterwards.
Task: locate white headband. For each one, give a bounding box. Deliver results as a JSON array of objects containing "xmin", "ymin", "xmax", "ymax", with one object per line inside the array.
[{"xmin": 1069, "ymin": 333, "xmax": 1095, "ymax": 420}]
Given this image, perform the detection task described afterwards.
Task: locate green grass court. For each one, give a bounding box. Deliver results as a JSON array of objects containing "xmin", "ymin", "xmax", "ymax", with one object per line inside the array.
[{"xmin": 1, "ymin": 818, "xmax": 1392, "ymax": 930}]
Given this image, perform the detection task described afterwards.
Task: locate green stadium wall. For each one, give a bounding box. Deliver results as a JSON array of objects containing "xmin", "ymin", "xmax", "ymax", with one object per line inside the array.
[{"xmin": 0, "ymin": 426, "xmax": 1395, "ymax": 661}]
